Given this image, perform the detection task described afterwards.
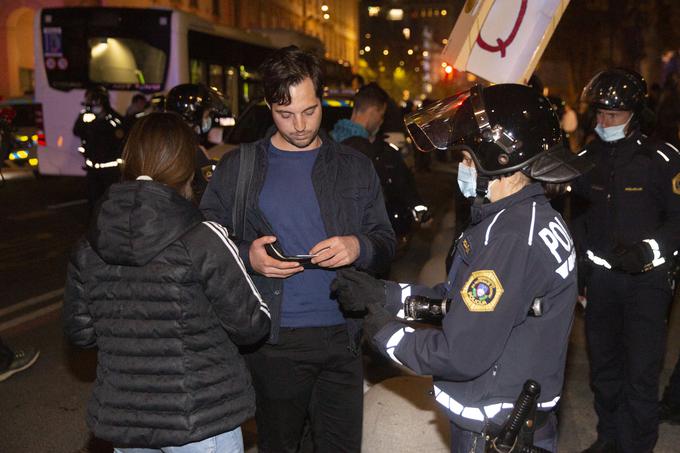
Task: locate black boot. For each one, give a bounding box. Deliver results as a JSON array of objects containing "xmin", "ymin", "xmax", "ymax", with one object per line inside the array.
[
  {"xmin": 660, "ymin": 393, "xmax": 680, "ymax": 425},
  {"xmin": 581, "ymin": 438, "xmax": 617, "ymax": 453}
]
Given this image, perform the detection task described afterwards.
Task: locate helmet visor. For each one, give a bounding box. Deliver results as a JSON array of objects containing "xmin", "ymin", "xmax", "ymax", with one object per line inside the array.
[{"xmin": 404, "ymin": 90, "xmax": 472, "ymax": 152}]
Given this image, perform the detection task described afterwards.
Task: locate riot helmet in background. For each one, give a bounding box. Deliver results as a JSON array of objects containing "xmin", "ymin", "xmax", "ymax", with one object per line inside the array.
[
  {"xmin": 84, "ymin": 85, "xmax": 111, "ymax": 110},
  {"xmin": 165, "ymin": 84, "xmax": 229, "ymax": 136},
  {"xmin": 405, "ymin": 84, "xmax": 591, "ymax": 184},
  {"xmin": 581, "ymin": 68, "xmax": 647, "ymax": 112}
]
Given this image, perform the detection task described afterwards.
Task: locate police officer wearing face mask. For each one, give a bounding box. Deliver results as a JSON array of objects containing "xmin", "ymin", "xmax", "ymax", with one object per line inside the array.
[
  {"xmin": 572, "ymin": 68, "xmax": 680, "ymax": 453},
  {"xmin": 73, "ymin": 85, "xmax": 125, "ymax": 211},
  {"xmin": 165, "ymin": 84, "xmax": 227, "ymax": 201},
  {"xmin": 332, "ymin": 84, "xmax": 593, "ymax": 452}
]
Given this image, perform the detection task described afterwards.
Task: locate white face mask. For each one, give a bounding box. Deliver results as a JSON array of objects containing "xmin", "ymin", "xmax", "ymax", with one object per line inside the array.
[
  {"xmin": 457, "ymin": 163, "xmax": 477, "ymax": 198},
  {"xmin": 595, "ymin": 115, "xmax": 632, "ymax": 142}
]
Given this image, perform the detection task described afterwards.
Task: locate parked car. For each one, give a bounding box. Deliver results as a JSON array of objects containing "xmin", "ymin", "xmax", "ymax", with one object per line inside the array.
[{"xmin": 0, "ymin": 100, "xmax": 45, "ymax": 170}]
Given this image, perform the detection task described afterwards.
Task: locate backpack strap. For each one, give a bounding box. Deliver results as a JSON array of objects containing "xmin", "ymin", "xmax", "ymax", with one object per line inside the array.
[{"xmin": 232, "ymin": 142, "xmax": 257, "ymax": 239}]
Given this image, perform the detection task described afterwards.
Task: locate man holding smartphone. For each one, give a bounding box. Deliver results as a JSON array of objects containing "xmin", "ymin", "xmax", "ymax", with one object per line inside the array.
[{"xmin": 200, "ymin": 46, "xmax": 395, "ymax": 452}]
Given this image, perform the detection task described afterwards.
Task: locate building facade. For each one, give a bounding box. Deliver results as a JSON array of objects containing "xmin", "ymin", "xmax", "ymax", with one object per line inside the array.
[{"xmin": 0, "ymin": 0, "xmax": 358, "ymax": 99}]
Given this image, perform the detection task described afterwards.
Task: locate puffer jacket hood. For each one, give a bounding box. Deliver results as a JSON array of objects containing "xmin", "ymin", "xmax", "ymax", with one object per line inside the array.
[{"xmin": 88, "ymin": 181, "xmax": 203, "ymax": 266}]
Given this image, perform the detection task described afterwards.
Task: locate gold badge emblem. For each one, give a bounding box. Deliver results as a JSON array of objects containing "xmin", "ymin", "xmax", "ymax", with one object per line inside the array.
[
  {"xmin": 460, "ymin": 270, "xmax": 504, "ymax": 313},
  {"xmin": 673, "ymin": 172, "xmax": 680, "ymax": 195},
  {"xmin": 201, "ymin": 164, "xmax": 216, "ymax": 181},
  {"xmin": 462, "ymin": 238, "xmax": 471, "ymax": 256}
]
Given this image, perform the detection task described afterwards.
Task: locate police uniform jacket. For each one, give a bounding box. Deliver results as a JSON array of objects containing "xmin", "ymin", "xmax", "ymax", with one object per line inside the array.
[
  {"xmin": 64, "ymin": 180, "xmax": 271, "ymax": 447},
  {"xmin": 200, "ymin": 129, "xmax": 396, "ymax": 347},
  {"xmin": 72, "ymin": 108, "xmax": 125, "ymax": 166},
  {"xmin": 342, "ymin": 135, "xmax": 424, "ymax": 211},
  {"xmin": 572, "ymin": 130, "xmax": 680, "ymax": 264},
  {"xmin": 373, "ymin": 183, "xmax": 578, "ymax": 432}
]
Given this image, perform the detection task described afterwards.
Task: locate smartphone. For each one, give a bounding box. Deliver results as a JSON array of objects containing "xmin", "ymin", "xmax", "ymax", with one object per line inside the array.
[{"xmin": 265, "ymin": 242, "xmax": 317, "ymax": 264}]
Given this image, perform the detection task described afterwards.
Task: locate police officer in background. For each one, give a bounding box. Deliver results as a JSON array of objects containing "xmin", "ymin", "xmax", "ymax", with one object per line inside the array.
[
  {"xmin": 73, "ymin": 86, "xmax": 125, "ymax": 210},
  {"xmin": 332, "ymin": 84, "xmax": 592, "ymax": 452},
  {"xmin": 573, "ymin": 68, "xmax": 680, "ymax": 453},
  {"xmin": 330, "ymin": 83, "xmax": 430, "ymax": 251},
  {"xmin": 165, "ymin": 84, "xmax": 227, "ymax": 201}
]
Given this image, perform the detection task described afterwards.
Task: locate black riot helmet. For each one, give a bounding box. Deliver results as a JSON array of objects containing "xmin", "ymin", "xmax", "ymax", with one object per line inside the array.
[
  {"xmin": 165, "ymin": 84, "xmax": 229, "ymax": 135},
  {"xmin": 405, "ymin": 84, "xmax": 591, "ymax": 183},
  {"xmin": 84, "ymin": 85, "xmax": 111, "ymax": 109},
  {"xmin": 581, "ymin": 68, "xmax": 647, "ymax": 112}
]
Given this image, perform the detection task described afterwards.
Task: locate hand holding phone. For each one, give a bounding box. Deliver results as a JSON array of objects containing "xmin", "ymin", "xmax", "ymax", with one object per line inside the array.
[
  {"xmin": 265, "ymin": 241, "xmax": 321, "ymax": 269},
  {"xmin": 250, "ymin": 236, "xmax": 303, "ymax": 278}
]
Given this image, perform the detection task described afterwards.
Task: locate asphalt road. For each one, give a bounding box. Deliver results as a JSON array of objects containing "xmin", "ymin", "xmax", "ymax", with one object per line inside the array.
[{"xmin": 1, "ymin": 164, "xmax": 679, "ymax": 452}]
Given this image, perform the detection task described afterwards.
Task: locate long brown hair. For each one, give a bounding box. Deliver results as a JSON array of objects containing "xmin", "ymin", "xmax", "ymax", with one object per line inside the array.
[{"xmin": 121, "ymin": 112, "xmax": 197, "ymax": 199}]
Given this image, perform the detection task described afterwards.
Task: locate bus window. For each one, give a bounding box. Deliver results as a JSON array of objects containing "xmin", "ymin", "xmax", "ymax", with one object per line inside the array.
[
  {"xmin": 89, "ymin": 37, "xmax": 166, "ymax": 86},
  {"xmin": 209, "ymin": 64, "xmax": 224, "ymax": 93},
  {"xmin": 40, "ymin": 8, "xmax": 171, "ymax": 92},
  {"xmin": 190, "ymin": 59, "xmax": 205, "ymax": 85}
]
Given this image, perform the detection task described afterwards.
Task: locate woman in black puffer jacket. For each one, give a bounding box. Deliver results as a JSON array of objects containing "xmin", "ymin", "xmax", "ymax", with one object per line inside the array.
[{"xmin": 63, "ymin": 112, "xmax": 271, "ymax": 452}]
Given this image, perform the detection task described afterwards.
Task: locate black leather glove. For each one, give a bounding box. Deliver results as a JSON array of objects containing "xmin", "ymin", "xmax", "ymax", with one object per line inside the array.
[
  {"xmin": 330, "ymin": 268, "xmax": 386, "ymax": 313},
  {"xmin": 363, "ymin": 303, "xmax": 393, "ymax": 340},
  {"xmin": 610, "ymin": 242, "xmax": 654, "ymax": 274}
]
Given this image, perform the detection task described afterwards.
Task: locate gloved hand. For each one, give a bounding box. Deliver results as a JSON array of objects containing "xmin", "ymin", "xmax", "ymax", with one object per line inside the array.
[
  {"xmin": 610, "ymin": 242, "xmax": 654, "ymax": 274},
  {"xmin": 330, "ymin": 268, "xmax": 386, "ymax": 313},
  {"xmin": 363, "ymin": 303, "xmax": 394, "ymax": 340}
]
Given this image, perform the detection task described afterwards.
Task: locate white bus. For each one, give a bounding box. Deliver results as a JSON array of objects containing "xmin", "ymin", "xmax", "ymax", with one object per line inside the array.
[{"xmin": 34, "ymin": 6, "xmax": 352, "ymax": 176}]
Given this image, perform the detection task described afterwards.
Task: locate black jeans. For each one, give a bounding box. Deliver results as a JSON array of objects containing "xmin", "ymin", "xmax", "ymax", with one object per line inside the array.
[
  {"xmin": 449, "ymin": 412, "xmax": 558, "ymax": 453},
  {"xmin": 585, "ymin": 267, "xmax": 673, "ymax": 453},
  {"xmin": 665, "ymin": 356, "xmax": 680, "ymax": 405},
  {"xmin": 246, "ymin": 324, "xmax": 363, "ymax": 453}
]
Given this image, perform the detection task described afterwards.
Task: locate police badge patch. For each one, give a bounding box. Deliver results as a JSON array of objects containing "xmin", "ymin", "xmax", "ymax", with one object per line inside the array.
[{"xmin": 460, "ymin": 270, "xmax": 504, "ymax": 312}]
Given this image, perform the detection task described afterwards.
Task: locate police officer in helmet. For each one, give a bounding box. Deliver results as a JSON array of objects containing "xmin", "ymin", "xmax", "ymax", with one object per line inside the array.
[
  {"xmin": 332, "ymin": 83, "xmax": 592, "ymax": 452},
  {"xmin": 573, "ymin": 68, "xmax": 680, "ymax": 453},
  {"xmin": 165, "ymin": 83, "xmax": 227, "ymax": 201},
  {"xmin": 73, "ymin": 85, "xmax": 125, "ymax": 210}
]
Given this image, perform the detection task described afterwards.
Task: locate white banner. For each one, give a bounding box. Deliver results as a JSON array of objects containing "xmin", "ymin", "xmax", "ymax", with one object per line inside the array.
[{"xmin": 443, "ymin": 0, "xmax": 570, "ymax": 84}]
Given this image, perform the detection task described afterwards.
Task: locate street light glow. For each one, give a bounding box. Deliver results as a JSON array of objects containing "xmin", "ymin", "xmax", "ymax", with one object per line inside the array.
[
  {"xmin": 323, "ymin": 13, "xmax": 330, "ymax": 20},
  {"xmin": 387, "ymin": 8, "xmax": 404, "ymax": 21},
  {"xmin": 368, "ymin": 6, "xmax": 381, "ymax": 17},
  {"xmin": 407, "ymin": 49, "xmax": 414, "ymax": 55},
  {"xmin": 364, "ymin": 45, "xmax": 371, "ymax": 52},
  {"xmin": 383, "ymin": 49, "xmax": 389, "ymax": 56},
  {"xmin": 321, "ymin": 4, "xmax": 329, "ymax": 12}
]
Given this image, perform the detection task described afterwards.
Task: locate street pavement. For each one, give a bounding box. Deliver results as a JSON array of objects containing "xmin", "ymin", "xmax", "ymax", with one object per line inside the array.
[{"xmin": 1, "ymin": 166, "xmax": 679, "ymax": 452}]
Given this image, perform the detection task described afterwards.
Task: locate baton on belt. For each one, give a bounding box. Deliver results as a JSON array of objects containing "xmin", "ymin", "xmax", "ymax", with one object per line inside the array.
[{"xmin": 485, "ymin": 380, "xmax": 551, "ymax": 453}]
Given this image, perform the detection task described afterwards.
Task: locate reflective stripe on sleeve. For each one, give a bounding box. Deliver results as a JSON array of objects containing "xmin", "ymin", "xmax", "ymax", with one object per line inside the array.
[
  {"xmin": 643, "ymin": 239, "xmax": 666, "ymax": 268},
  {"xmin": 586, "ymin": 250, "xmax": 612, "ymax": 269},
  {"xmin": 433, "ymin": 385, "xmax": 560, "ymax": 421},
  {"xmin": 385, "ymin": 326, "xmax": 414, "ymax": 366}
]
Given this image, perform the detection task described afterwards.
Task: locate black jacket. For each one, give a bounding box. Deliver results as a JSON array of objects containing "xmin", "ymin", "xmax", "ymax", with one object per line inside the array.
[
  {"xmin": 200, "ymin": 131, "xmax": 396, "ymax": 346},
  {"xmin": 342, "ymin": 135, "xmax": 424, "ymax": 211},
  {"xmin": 72, "ymin": 109, "xmax": 125, "ymax": 165},
  {"xmin": 63, "ymin": 181, "xmax": 270, "ymax": 448},
  {"xmin": 374, "ymin": 184, "xmax": 577, "ymax": 432},
  {"xmin": 572, "ymin": 131, "xmax": 680, "ymax": 260}
]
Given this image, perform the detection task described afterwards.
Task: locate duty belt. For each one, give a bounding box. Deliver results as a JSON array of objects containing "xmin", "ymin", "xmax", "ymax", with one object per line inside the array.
[{"xmin": 85, "ymin": 158, "xmax": 123, "ymax": 169}]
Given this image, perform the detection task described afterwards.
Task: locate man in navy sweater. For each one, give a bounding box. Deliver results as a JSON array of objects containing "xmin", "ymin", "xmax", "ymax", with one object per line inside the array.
[{"xmin": 200, "ymin": 46, "xmax": 395, "ymax": 452}]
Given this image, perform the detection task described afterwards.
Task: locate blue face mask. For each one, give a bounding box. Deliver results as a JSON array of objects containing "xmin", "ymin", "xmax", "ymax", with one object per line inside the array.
[
  {"xmin": 594, "ymin": 115, "xmax": 631, "ymax": 142},
  {"xmin": 201, "ymin": 116, "xmax": 213, "ymax": 134},
  {"xmin": 457, "ymin": 163, "xmax": 477, "ymax": 198}
]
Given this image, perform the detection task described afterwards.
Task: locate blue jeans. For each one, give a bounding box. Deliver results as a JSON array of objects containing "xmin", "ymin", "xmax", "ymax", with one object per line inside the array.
[{"xmin": 113, "ymin": 427, "xmax": 243, "ymax": 453}]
